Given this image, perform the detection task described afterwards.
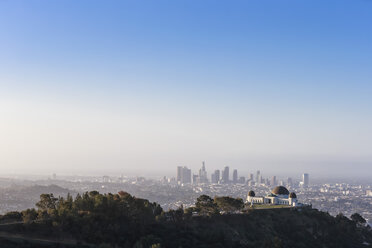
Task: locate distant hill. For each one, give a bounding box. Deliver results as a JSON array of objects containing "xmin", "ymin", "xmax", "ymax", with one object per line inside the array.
[
  {"xmin": 0, "ymin": 184, "xmax": 76, "ymax": 214},
  {"xmin": 0, "ymin": 192, "xmax": 371, "ymax": 248}
]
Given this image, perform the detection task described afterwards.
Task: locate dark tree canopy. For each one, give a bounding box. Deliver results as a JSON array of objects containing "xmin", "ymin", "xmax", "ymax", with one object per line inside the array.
[
  {"xmin": 351, "ymin": 213, "xmax": 367, "ymax": 225},
  {"xmin": 195, "ymin": 195, "xmax": 219, "ymax": 216},
  {"xmin": 214, "ymin": 196, "xmax": 244, "ymax": 213},
  {"xmin": 0, "ymin": 192, "xmax": 371, "ymax": 248},
  {"xmin": 35, "ymin": 193, "xmax": 58, "ymax": 211}
]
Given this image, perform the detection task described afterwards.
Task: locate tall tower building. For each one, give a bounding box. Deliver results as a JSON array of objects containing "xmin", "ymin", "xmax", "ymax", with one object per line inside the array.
[
  {"xmin": 177, "ymin": 166, "xmax": 192, "ymax": 184},
  {"xmin": 177, "ymin": 166, "xmax": 182, "ymax": 182},
  {"xmin": 222, "ymin": 166, "xmax": 229, "ymax": 183},
  {"xmin": 302, "ymin": 173, "xmax": 309, "ymax": 187},
  {"xmin": 215, "ymin": 170, "xmax": 220, "ymax": 183},
  {"xmin": 211, "ymin": 170, "xmax": 220, "ymax": 184},
  {"xmin": 198, "ymin": 161, "xmax": 208, "ymax": 183},
  {"xmin": 256, "ymin": 170, "xmax": 260, "ymax": 183},
  {"xmin": 183, "ymin": 167, "xmax": 192, "ymax": 184},
  {"xmin": 249, "ymin": 173, "xmax": 254, "ymax": 181},
  {"xmin": 233, "ymin": 169, "xmax": 238, "ymax": 184}
]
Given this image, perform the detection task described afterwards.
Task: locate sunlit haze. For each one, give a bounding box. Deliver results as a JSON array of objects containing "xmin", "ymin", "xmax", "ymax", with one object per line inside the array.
[{"xmin": 1, "ymin": 0, "xmax": 371, "ymax": 178}]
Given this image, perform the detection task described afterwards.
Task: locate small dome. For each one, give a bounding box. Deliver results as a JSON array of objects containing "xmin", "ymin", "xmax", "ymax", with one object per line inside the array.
[
  {"xmin": 289, "ymin": 192, "xmax": 297, "ymax": 198},
  {"xmin": 248, "ymin": 190, "xmax": 255, "ymax": 197},
  {"xmin": 271, "ymin": 186, "xmax": 289, "ymax": 195}
]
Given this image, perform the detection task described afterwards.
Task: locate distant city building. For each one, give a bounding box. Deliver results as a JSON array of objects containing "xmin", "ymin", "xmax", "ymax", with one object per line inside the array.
[
  {"xmin": 211, "ymin": 169, "xmax": 220, "ymax": 184},
  {"xmin": 198, "ymin": 161, "xmax": 208, "ymax": 183},
  {"xmin": 162, "ymin": 176, "xmax": 167, "ymax": 183},
  {"xmin": 214, "ymin": 170, "xmax": 220, "ymax": 183},
  {"xmin": 211, "ymin": 173, "xmax": 216, "ymax": 184},
  {"xmin": 177, "ymin": 166, "xmax": 192, "ymax": 184},
  {"xmin": 177, "ymin": 166, "xmax": 183, "ymax": 182},
  {"xmin": 256, "ymin": 170, "xmax": 260, "ymax": 183},
  {"xmin": 249, "ymin": 173, "xmax": 254, "ymax": 181},
  {"xmin": 287, "ymin": 177, "xmax": 293, "ymax": 187},
  {"xmin": 265, "ymin": 178, "xmax": 270, "ymax": 186},
  {"xmin": 238, "ymin": 176, "xmax": 246, "ymax": 184},
  {"xmin": 192, "ymin": 174, "xmax": 199, "ymax": 184},
  {"xmin": 136, "ymin": 176, "xmax": 145, "ymax": 182},
  {"xmin": 271, "ymin": 176, "xmax": 277, "ymax": 186},
  {"xmin": 302, "ymin": 173, "xmax": 309, "ymax": 187},
  {"xmin": 184, "ymin": 167, "xmax": 192, "ymax": 184},
  {"xmin": 102, "ymin": 175, "xmax": 111, "ymax": 183},
  {"xmin": 222, "ymin": 166, "xmax": 229, "ymax": 183},
  {"xmin": 233, "ymin": 169, "xmax": 238, "ymax": 184},
  {"xmin": 119, "ymin": 174, "xmax": 125, "ymax": 183}
]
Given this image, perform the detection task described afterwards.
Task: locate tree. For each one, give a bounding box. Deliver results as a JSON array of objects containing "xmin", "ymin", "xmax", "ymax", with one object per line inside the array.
[
  {"xmin": 36, "ymin": 194, "xmax": 58, "ymax": 211},
  {"xmin": 167, "ymin": 207, "xmax": 184, "ymax": 225},
  {"xmin": 133, "ymin": 235, "xmax": 162, "ymax": 248},
  {"xmin": 3, "ymin": 211, "xmax": 22, "ymax": 222},
  {"xmin": 195, "ymin": 195, "xmax": 219, "ymax": 216},
  {"xmin": 351, "ymin": 213, "xmax": 366, "ymax": 226},
  {"xmin": 21, "ymin": 208, "xmax": 38, "ymax": 223},
  {"xmin": 89, "ymin": 190, "xmax": 100, "ymax": 198},
  {"xmin": 214, "ymin": 196, "xmax": 244, "ymax": 213},
  {"xmin": 118, "ymin": 191, "xmax": 131, "ymax": 198}
]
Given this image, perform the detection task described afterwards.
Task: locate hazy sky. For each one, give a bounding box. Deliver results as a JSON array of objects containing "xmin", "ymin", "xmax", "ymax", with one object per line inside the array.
[{"xmin": 1, "ymin": 1, "xmax": 371, "ymax": 178}]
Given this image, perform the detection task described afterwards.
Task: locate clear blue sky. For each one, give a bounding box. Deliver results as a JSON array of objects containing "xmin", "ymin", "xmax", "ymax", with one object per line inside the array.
[{"xmin": 0, "ymin": 0, "xmax": 371, "ymax": 178}]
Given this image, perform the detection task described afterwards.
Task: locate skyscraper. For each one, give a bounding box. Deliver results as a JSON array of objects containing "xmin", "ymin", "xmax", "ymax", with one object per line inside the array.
[
  {"xmin": 211, "ymin": 169, "xmax": 220, "ymax": 184},
  {"xmin": 177, "ymin": 166, "xmax": 182, "ymax": 182},
  {"xmin": 302, "ymin": 173, "xmax": 309, "ymax": 187},
  {"xmin": 192, "ymin": 174, "xmax": 199, "ymax": 184},
  {"xmin": 222, "ymin": 166, "xmax": 229, "ymax": 183},
  {"xmin": 214, "ymin": 170, "xmax": 220, "ymax": 183},
  {"xmin": 233, "ymin": 169, "xmax": 238, "ymax": 184},
  {"xmin": 183, "ymin": 167, "xmax": 192, "ymax": 184},
  {"xmin": 177, "ymin": 166, "xmax": 192, "ymax": 184},
  {"xmin": 198, "ymin": 161, "xmax": 208, "ymax": 183},
  {"xmin": 211, "ymin": 173, "xmax": 216, "ymax": 184},
  {"xmin": 271, "ymin": 176, "xmax": 277, "ymax": 186},
  {"xmin": 256, "ymin": 170, "xmax": 260, "ymax": 183},
  {"xmin": 249, "ymin": 173, "xmax": 254, "ymax": 181}
]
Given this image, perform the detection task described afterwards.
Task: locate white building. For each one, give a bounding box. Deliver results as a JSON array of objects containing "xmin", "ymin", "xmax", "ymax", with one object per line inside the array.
[{"xmin": 246, "ymin": 186, "xmax": 300, "ymax": 207}]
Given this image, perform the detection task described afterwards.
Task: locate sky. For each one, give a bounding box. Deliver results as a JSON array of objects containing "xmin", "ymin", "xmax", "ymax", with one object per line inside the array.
[{"xmin": 0, "ymin": 0, "xmax": 371, "ymax": 179}]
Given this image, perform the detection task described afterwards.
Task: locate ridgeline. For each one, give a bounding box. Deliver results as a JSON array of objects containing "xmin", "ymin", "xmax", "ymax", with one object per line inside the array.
[{"xmin": 0, "ymin": 191, "xmax": 371, "ymax": 248}]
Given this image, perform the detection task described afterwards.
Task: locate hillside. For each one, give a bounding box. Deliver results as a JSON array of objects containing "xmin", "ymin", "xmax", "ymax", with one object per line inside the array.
[
  {"xmin": 0, "ymin": 184, "xmax": 76, "ymax": 214},
  {"xmin": 0, "ymin": 191, "xmax": 371, "ymax": 248}
]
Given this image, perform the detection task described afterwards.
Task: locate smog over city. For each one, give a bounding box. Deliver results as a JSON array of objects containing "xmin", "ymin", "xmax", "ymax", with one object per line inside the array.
[{"xmin": 0, "ymin": 1, "xmax": 371, "ymax": 247}]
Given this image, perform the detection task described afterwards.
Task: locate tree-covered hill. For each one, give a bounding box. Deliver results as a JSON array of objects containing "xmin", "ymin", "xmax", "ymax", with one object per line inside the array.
[{"xmin": 0, "ymin": 191, "xmax": 371, "ymax": 248}]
